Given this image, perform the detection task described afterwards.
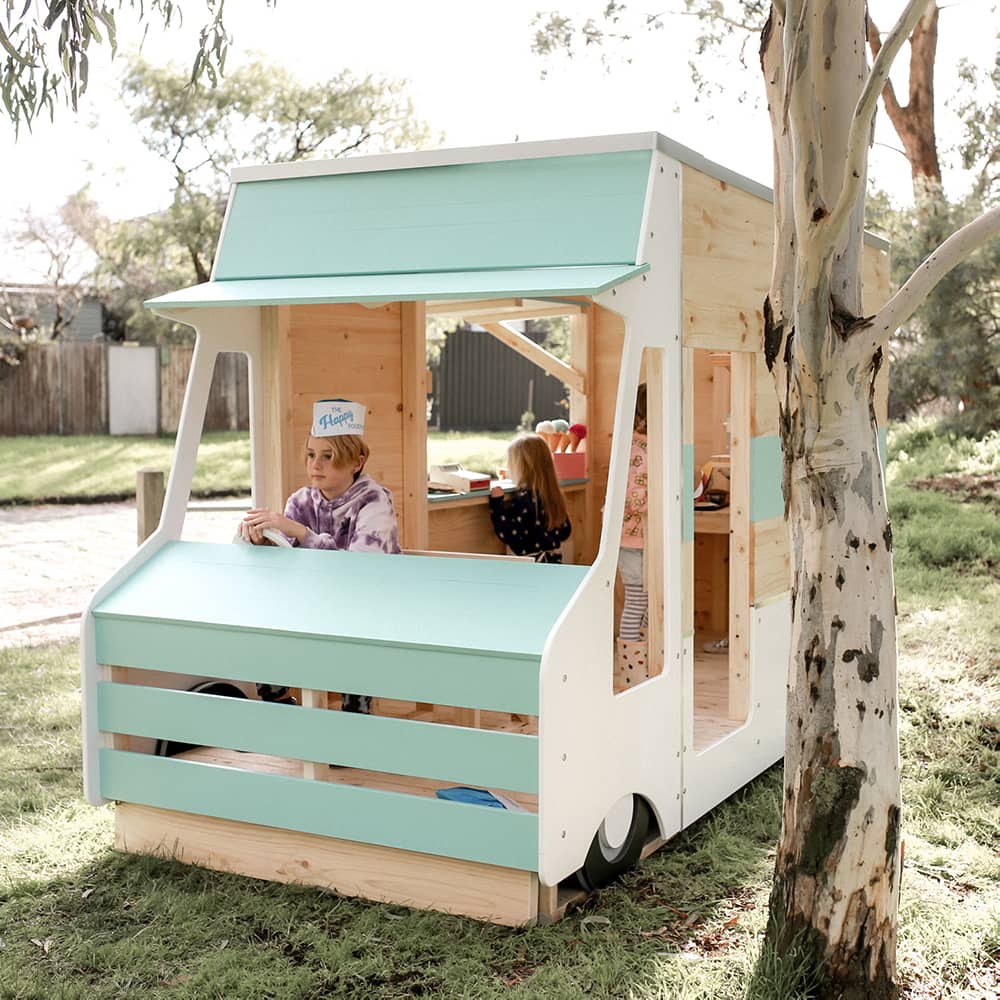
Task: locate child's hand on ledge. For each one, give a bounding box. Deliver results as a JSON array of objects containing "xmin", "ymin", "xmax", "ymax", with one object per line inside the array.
[
  {"xmin": 243, "ymin": 508, "xmax": 307, "ymax": 543},
  {"xmin": 490, "ymin": 486, "xmax": 505, "ymax": 498}
]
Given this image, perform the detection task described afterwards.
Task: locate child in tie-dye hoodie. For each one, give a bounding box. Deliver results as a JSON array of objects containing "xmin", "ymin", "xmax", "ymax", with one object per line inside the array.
[{"xmin": 240, "ymin": 430, "xmax": 400, "ymax": 712}]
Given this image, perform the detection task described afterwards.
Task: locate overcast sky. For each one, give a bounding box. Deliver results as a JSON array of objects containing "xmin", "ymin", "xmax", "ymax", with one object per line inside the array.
[{"xmin": 1, "ymin": 0, "xmax": 991, "ymax": 281}]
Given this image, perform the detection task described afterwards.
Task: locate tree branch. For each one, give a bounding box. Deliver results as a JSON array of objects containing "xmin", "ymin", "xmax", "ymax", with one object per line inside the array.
[
  {"xmin": 828, "ymin": 0, "xmax": 934, "ymax": 245},
  {"xmin": 864, "ymin": 205, "xmax": 1000, "ymax": 354}
]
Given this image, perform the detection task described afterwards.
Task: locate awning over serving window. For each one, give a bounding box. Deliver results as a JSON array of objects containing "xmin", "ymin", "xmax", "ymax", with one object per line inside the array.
[
  {"xmin": 146, "ymin": 143, "xmax": 656, "ymax": 311},
  {"xmin": 145, "ymin": 264, "xmax": 649, "ymax": 309}
]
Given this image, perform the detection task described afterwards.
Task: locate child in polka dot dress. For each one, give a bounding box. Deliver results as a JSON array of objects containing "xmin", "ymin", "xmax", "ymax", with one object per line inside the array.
[{"xmin": 488, "ymin": 433, "xmax": 571, "ymax": 563}]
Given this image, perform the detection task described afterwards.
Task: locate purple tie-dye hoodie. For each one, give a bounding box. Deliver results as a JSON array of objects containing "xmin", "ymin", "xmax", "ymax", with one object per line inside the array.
[{"xmin": 283, "ymin": 475, "xmax": 401, "ymax": 554}]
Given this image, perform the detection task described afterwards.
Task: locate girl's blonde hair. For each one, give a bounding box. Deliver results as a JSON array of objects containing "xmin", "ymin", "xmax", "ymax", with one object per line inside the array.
[
  {"xmin": 634, "ymin": 382, "xmax": 647, "ymax": 433},
  {"xmin": 304, "ymin": 434, "xmax": 369, "ymax": 475},
  {"xmin": 507, "ymin": 433, "xmax": 569, "ymax": 531}
]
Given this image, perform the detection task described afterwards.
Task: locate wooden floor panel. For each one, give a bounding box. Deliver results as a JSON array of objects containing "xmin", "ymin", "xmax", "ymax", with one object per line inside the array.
[{"xmin": 693, "ymin": 636, "xmax": 745, "ymax": 751}]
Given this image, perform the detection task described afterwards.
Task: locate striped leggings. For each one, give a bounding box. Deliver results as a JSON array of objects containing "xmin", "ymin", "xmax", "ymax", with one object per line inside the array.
[{"xmin": 618, "ymin": 547, "xmax": 648, "ymax": 641}]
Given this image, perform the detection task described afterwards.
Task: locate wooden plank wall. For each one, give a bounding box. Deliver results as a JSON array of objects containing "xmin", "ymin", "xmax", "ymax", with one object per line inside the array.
[
  {"xmin": 160, "ymin": 346, "xmax": 249, "ymax": 434},
  {"xmin": 583, "ymin": 304, "xmax": 625, "ymax": 565},
  {"xmin": 284, "ymin": 303, "xmax": 411, "ymax": 542},
  {"xmin": 0, "ymin": 341, "xmax": 107, "ymax": 435}
]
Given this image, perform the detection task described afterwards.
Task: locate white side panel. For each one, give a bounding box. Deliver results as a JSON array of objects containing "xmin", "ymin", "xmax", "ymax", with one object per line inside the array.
[
  {"xmin": 107, "ymin": 345, "xmax": 158, "ymax": 435},
  {"xmin": 82, "ymin": 308, "xmax": 262, "ymax": 805},
  {"xmin": 538, "ymin": 152, "xmax": 684, "ymax": 886},
  {"xmin": 682, "ymin": 596, "xmax": 789, "ymax": 826}
]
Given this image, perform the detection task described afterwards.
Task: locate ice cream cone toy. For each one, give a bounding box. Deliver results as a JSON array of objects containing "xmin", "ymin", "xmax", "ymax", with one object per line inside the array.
[
  {"xmin": 551, "ymin": 418, "xmax": 569, "ymax": 451},
  {"xmin": 566, "ymin": 423, "xmax": 587, "ymax": 452},
  {"xmin": 534, "ymin": 420, "xmax": 557, "ymax": 450}
]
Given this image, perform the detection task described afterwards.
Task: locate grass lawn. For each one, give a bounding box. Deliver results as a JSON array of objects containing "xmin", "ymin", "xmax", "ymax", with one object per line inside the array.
[
  {"xmin": 0, "ymin": 430, "xmax": 514, "ymax": 505},
  {"xmin": 0, "ymin": 433, "xmax": 253, "ymax": 505},
  {"xmin": 0, "ymin": 423, "xmax": 997, "ymax": 998}
]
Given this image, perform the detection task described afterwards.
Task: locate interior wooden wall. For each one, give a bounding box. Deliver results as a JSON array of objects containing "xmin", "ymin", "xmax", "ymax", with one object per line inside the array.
[
  {"xmin": 283, "ymin": 303, "xmax": 410, "ymax": 538},
  {"xmin": 583, "ymin": 304, "xmax": 626, "ymax": 564}
]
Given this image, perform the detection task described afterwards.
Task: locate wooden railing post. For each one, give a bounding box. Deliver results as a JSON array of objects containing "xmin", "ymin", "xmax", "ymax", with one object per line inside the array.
[{"xmin": 136, "ymin": 467, "xmax": 165, "ymax": 544}]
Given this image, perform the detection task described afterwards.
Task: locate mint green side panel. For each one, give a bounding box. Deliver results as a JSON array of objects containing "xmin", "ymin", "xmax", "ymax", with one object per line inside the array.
[
  {"xmin": 750, "ymin": 435, "xmax": 784, "ymax": 523},
  {"xmin": 98, "ymin": 682, "xmax": 538, "ymax": 793},
  {"xmin": 682, "ymin": 444, "xmax": 694, "ymax": 543},
  {"xmin": 95, "ymin": 619, "xmax": 539, "ymax": 715},
  {"xmin": 100, "ymin": 749, "xmax": 538, "ymax": 870},
  {"xmin": 214, "ymin": 151, "xmax": 653, "ymax": 280},
  {"xmin": 145, "ymin": 264, "xmax": 648, "ymax": 310}
]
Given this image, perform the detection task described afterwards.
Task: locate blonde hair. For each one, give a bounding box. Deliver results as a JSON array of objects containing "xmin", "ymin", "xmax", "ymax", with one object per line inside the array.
[
  {"xmin": 304, "ymin": 434, "xmax": 369, "ymax": 476},
  {"xmin": 634, "ymin": 382, "xmax": 647, "ymax": 433},
  {"xmin": 507, "ymin": 433, "xmax": 569, "ymax": 531}
]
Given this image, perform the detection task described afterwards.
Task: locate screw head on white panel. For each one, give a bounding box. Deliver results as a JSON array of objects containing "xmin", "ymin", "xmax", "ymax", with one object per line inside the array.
[
  {"xmin": 562, "ymin": 674, "xmax": 568, "ymax": 683},
  {"xmin": 561, "ymin": 753, "xmax": 567, "ymax": 762},
  {"xmin": 561, "ymin": 830, "xmax": 566, "ymax": 838}
]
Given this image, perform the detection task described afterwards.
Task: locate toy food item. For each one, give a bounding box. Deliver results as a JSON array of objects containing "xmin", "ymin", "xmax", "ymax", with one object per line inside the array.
[
  {"xmin": 566, "ymin": 423, "xmax": 587, "ymax": 452},
  {"xmin": 534, "ymin": 420, "xmax": 557, "ymax": 449},
  {"xmin": 551, "ymin": 418, "xmax": 570, "ymax": 451}
]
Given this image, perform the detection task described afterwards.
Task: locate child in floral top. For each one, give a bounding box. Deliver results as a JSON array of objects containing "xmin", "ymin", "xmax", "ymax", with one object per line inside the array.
[
  {"xmin": 619, "ymin": 383, "xmax": 648, "ymax": 642},
  {"xmin": 489, "ymin": 433, "xmax": 571, "ymax": 563}
]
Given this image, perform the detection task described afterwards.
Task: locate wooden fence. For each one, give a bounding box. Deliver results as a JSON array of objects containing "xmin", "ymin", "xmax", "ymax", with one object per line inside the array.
[{"xmin": 0, "ymin": 342, "xmax": 249, "ymax": 436}]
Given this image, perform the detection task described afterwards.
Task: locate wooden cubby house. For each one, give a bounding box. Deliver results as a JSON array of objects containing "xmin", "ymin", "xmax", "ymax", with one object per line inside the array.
[{"xmin": 82, "ymin": 133, "xmax": 889, "ymax": 925}]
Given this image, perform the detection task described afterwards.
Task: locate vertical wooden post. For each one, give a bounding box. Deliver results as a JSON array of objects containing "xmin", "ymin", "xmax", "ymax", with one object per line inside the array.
[
  {"xmin": 728, "ymin": 352, "xmax": 753, "ymax": 721},
  {"xmin": 644, "ymin": 349, "xmax": 665, "ymax": 680},
  {"xmin": 570, "ymin": 306, "xmax": 593, "ymax": 563},
  {"xmin": 136, "ymin": 467, "xmax": 165, "ymax": 544},
  {"xmin": 300, "ymin": 689, "xmax": 329, "ymax": 780},
  {"xmin": 400, "ymin": 300, "xmax": 428, "ymax": 550},
  {"xmin": 258, "ymin": 306, "xmax": 294, "ymax": 511}
]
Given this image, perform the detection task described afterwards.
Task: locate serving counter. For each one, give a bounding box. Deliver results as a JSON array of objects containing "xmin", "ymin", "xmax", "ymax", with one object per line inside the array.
[{"xmin": 426, "ymin": 480, "xmax": 588, "ymax": 560}]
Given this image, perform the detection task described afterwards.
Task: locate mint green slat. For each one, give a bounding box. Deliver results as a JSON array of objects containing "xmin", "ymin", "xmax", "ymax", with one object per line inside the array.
[
  {"xmin": 214, "ymin": 151, "xmax": 653, "ymax": 281},
  {"xmin": 750, "ymin": 435, "xmax": 784, "ymax": 523},
  {"xmin": 100, "ymin": 749, "xmax": 538, "ymax": 871},
  {"xmin": 95, "ymin": 618, "xmax": 539, "ymax": 715},
  {"xmin": 146, "ymin": 264, "xmax": 648, "ymax": 310},
  {"xmin": 682, "ymin": 444, "xmax": 694, "ymax": 543},
  {"xmin": 98, "ymin": 682, "xmax": 538, "ymax": 793}
]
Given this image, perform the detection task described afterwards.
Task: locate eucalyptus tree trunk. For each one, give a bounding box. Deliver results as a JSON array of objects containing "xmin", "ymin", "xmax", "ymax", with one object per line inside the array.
[
  {"xmin": 758, "ymin": 2, "xmax": 910, "ymax": 996},
  {"xmin": 758, "ymin": 0, "xmax": 1000, "ymax": 992}
]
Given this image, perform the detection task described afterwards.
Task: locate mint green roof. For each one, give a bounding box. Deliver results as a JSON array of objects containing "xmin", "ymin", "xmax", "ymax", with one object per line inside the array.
[
  {"xmin": 145, "ymin": 147, "xmax": 654, "ymax": 310},
  {"xmin": 146, "ymin": 264, "xmax": 647, "ymax": 308},
  {"xmin": 215, "ymin": 151, "xmax": 652, "ymax": 280}
]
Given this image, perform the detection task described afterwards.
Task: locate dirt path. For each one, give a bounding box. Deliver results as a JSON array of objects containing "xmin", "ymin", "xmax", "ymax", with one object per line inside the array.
[{"xmin": 0, "ymin": 499, "xmax": 250, "ymax": 648}]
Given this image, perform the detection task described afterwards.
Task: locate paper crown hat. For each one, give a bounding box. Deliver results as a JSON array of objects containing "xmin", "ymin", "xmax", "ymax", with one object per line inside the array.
[{"xmin": 311, "ymin": 398, "xmax": 366, "ymax": 437}]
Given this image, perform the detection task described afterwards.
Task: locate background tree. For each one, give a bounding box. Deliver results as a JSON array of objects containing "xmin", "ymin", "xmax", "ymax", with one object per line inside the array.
[
  {"xmin": 3, "ymin": 194, "xmax": 96, "ymax": 340},
  {"xmin": 0, "ymin": 0, "xmax": 275, "ymax": 132},
  {"xmin": 71, "ymin": 56, "xmax": 431, "ymax": 341}
]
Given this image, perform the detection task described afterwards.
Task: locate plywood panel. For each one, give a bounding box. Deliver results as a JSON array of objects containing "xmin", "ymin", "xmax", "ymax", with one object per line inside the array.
[
  {"xmin": 588, "ymin": 304, "xmax": 626, "ymax": 561},
  {"xmin": 288, "ymin": 303, "xmax": 404, "ymax": 505},
  {"xmin": 681, "ymin": 167, "xmax": 772, "ymax": 353},
  {"xmin": 116, "ymin": 803, "xmax": 538, "ymax": 927},
  {"xmin": 693, "ymin": 532, "xmax": 728, "ymax": 633},
  {"xmin": 752, "ymin": 516, "xmax": 790, "ymax": 603}
]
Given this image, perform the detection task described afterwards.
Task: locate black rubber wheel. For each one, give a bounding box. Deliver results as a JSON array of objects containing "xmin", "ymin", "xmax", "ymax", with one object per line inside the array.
[
  {"xmin": 154, "ymin": 680, "xmax": 248, "ymax": 757},
  {"xmin": 575, "ymin": 795, "xmax": 652, "ymax": 892}
]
